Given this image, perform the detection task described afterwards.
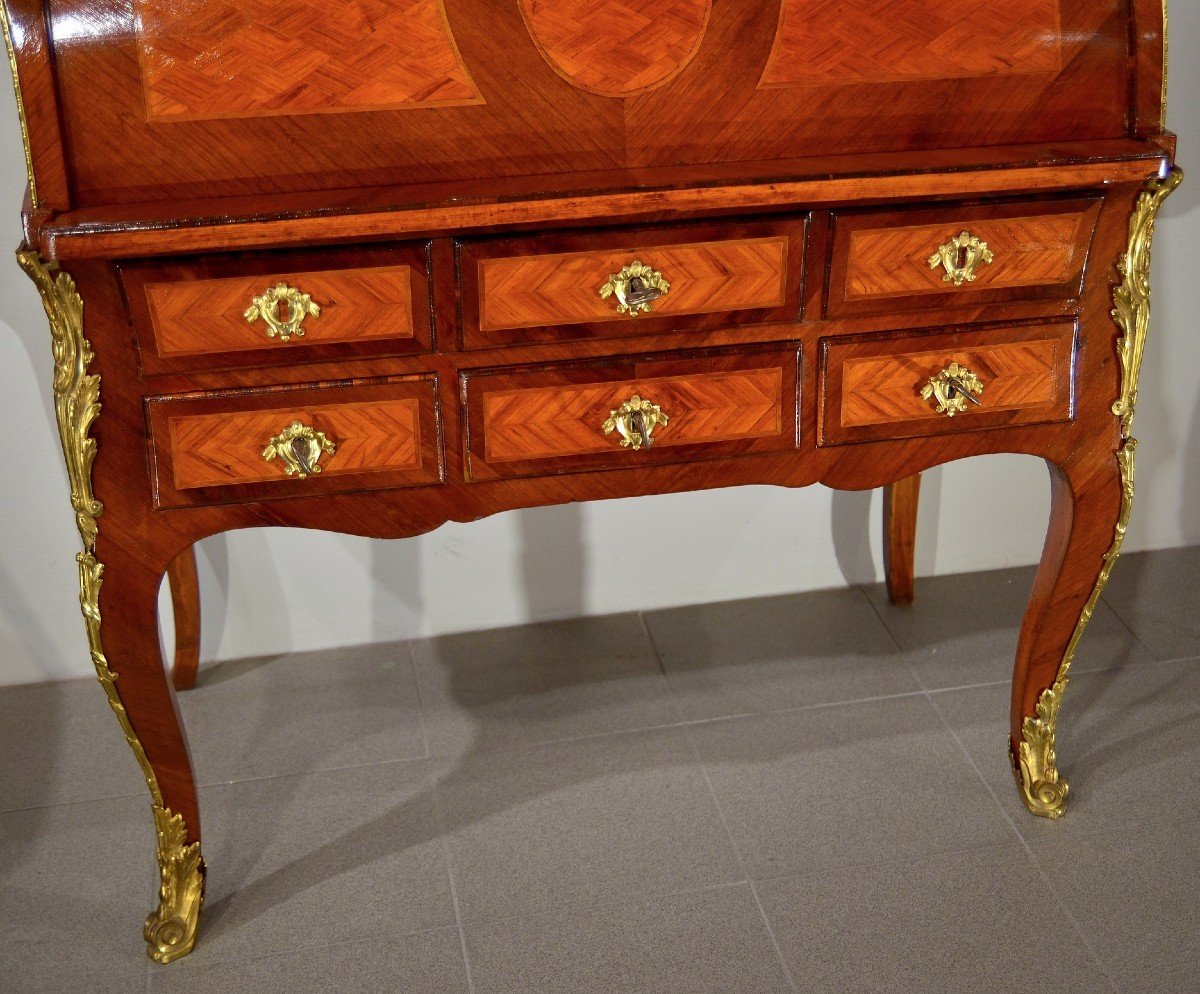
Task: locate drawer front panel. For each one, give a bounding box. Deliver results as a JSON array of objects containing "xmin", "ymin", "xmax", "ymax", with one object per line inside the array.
[
  {"xmin": 148, "ymin": 376, "xmax": 442, "ymax": 508},
  {"xmin": 124, "ymin": 245, "xmax": 433, "ymax": 374},
  {"xmin": 820, "ymin": 321, "xmax": 1076, "ymax": 445},
  {"xmin": 827, "ymin": 200, "xmax": 1101, "ymax": 317},
  {"xmin": 463, "ymin": 345, "xmax": 800, "ymax": 480},
  {"xmin": 459, "ymin": 221, "xmax": 805, "ymax": 348}
]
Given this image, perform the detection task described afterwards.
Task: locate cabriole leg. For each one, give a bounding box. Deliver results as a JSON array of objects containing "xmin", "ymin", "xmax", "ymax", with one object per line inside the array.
[
  {"xmin": 1011, "ymin": 167, "xmax": 1182, "ymax": 819},
  {"xmin": 18, "ymin": 251, "xmax": 206, "ymax": 964},
  {"xmin": 1010, "ymin": 455, "xmax": 1125, "ymax": 819}
]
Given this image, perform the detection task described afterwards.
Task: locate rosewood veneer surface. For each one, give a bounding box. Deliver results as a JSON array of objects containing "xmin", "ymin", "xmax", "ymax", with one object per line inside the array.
[{"xmin": 2, "ymin": 0, "xmax": 1180, "ymax": 967}]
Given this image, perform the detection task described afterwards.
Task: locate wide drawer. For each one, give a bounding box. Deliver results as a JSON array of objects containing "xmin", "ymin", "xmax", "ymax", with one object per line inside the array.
[
  {"xmin": 819, "ymin": 320, "xmax": 1076, "ymax": 446},
  {"xmin": 462, "ymin": 344, "xmax": 801, "ymax": 481},
  {"xmin": 147, "ymin": 375, "xmax": 443, "ymax": 508},
  {"xmin": 458, "ymin": 221, "xmax": 806, "ymax": 348},
  {"xmin": 123, "ymin": 244, "xmax": 434, "ymax": 374},
  {"xmin": 826, "ymin": 199, "xmax": 1101, "ymax": 317}
]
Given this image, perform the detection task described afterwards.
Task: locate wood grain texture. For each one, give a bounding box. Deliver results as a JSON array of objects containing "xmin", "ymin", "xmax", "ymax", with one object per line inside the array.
[
  {"xmin": 827, "ymin": 199, "xmax": 1102, "ymax": 317},
  {"xmin": 122, "ymin": 244, "xmax": 434, "ymax": 375},
  {"xmin": 463, "ymin": 344, "xmax": 799, "ymax": 480},
  {"xmin": 133, "ymin": 0, "xmax": 482, "ymax": 120},
  {"xmin": 28, "ymin": 0, "xmax": 1142, "ymax": 206},
  {"xmin": 761, "ymin": 0, "xmax": 1062, "ymax": 87},
  {"xmin": 883, "ymin": 475, "xmax": 921, "ymax": 606},
  {"xmin": 42, "ymin": 156, "xmax": 1162, "ymax": 261},
  {"xmin": 460, "ymin": 220, "xmax": 805, "ymax": 348},
  {"xmin": 148, "ymin": 376, "xmax": 443, "ymax": 508},
  {"xmin": 147, "ymin": 267, "xmax": 415, "ymax": 355},
  {"xmin": 821, "ymin": 321, "xmax": 1076, "ymax": 444},
  {"xmin": 479, "ymin": 238, "xmax": 789, "ymax": 331},
  {"xmin": 167, "ymin": 548, "xmax": 201, "ymax": 691},
  {"xmin": 519, "ymin": 0, "xmax": 709, "ymax": 97}
]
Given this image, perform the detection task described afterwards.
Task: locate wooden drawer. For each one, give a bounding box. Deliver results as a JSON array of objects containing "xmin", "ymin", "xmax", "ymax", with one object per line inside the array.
[
  {"xmin": 123, "ymin": 244, "xmax": 434, "ymax": 375},
  {"xmin": 462, "ymin": 344, "xmax": 800, "ymax": 481},
  {"xmin": 826, "ymin": 199, "xmax": 1101, "ymax": 317},
  {"xmin": 819, "ymin": 321, "xmax": 1076, "ymax": 446},
  {"xmin": 147, "ymin": 376, "xmax": 443, "ymax": 509},
  {"xmin": 458, "ymin": 221, "xmax": 805, "ymax": 349}
]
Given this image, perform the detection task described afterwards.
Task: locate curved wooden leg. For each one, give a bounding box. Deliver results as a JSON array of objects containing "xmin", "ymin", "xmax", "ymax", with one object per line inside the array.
[
  {"xmin": 883, "ymin": 474, "xmax": 921, "ymax": 606},
  {"xmin": 1010, "ymin": 452, "xmax": 1128, "ymax": 819},
  {"xmin": 19, "ymin": 252, "xmax": 205, "ymax": 965},
  {"xmin": 95, "ymin": 541, "xmax": 207, "ymax": 963},
  {"xmin": 168, "ymin": 547, "xmax": 201, "ymax": 691}
]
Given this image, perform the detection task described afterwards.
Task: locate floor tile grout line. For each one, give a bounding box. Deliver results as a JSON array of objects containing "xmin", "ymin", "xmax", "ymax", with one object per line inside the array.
[
  {"xmin": 922, "ymin": 692, "xmax": 1122, "ymax": 993},
  {"xmin": 427, "ymin": 769, "xmax": 477, "ymax": 994},
  {"xmin": 680, "ymin": 727, "xmax": 801, "ymax": 994},
  {"xmin": 1096, "ymin": 591, "xmax": 1161, "ymax": 663},
  {"xmin": 406, "ymin": 640, "xmax": 435, "ymax": 762},
  {"xmin": 640, "ymin": 611, "xmax": 800, "ymax": 994},
  {"xmin": 853, "ymin": 583, "xmax": 933, "ymax": 693}
]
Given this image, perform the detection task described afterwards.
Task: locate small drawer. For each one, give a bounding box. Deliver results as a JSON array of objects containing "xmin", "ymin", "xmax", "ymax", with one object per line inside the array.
[
  {"xmin": 819, "ymin": 320, "xmax": 1076, "ymax": 446},
  {"xmin": 123, "ymin": 244, "xmax": 434, "ymax": 374},
  {"xmin": 826, "ymin": 199, "xmax": 1101, "ymax": 317},
  {"xmin": 462, "ymin": 344, "xmax": 800, "ymax": 481},
  {"xmin": 458, "ymin": 220, "xmax": 805, "ymax": 349},
  {"xmin": 147, "ymin": 375, "xmax": 443, "ymax": 508}
]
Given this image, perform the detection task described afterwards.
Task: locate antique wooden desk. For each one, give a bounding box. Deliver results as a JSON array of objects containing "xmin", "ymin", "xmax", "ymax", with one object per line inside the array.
[{"xmin": 3, "ymin": 0, "xmax": 1181, "ymax": 965}]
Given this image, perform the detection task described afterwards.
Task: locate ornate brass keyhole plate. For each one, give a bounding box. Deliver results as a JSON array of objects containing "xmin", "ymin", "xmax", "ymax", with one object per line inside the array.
[
  {"xmin": 928, "ymin": 232, "xmax": 995, "ymax": 287},
  {"xmin": 244, "ymin": 283, "xmax": 322, "ymax": 342},
  {"xmin": 921, "ymin": 362, "xmax": 985, "ymax": 417},
  {"xmin": 599, "ymin": 261, "xmax": 671, "ymax": 316},
  {"xmin": 602, "ymin": 395, "xmax": 670, "ymax": 450},
  {"xmin": 262, "ymin": 421, "xmax": 337, "ymax": 477}
]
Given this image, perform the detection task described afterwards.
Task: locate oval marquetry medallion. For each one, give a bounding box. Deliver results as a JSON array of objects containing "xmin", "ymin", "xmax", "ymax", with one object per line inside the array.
[
  {"xmin": 134, "ymin": 0, "xmax": 484, "ymax": 121},
  {"xmin": 519, "ymin": 0, "xmax": 711, "ymax": 98}
]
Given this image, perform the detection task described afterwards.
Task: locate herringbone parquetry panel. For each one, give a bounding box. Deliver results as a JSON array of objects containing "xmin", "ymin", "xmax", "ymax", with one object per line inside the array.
[
  {"xmin": 761, "ymin": 0, "xmax": 1062, "ymax": 87},
  {"xmin": 482, "ymin": 368, "xmax": 784, "ymax": 462},
  {"xmin": 479, "ymin": 237, "xmax": 789, "ymax": 331},
  {"xmin": 845, "ymin": 214, "xmax": 1087, "ymax": 299},
  {"xmin": 169, "ymin": 399, "xmax": 422, "ymax": 489},
  {"xmin": 519, "ymin": 0, "xmax": 709, "ymax": 96},
  {"xmin": 839, "ymin": 340, "xmax": 1061, "ymax": 428},
  {"xmin": 135, "ymin": 0, "xmax": 483, "ymax": 120}
]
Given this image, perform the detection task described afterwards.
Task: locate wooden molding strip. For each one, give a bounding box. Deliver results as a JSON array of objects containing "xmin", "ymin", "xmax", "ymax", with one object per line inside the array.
[{"xmin": 42, "ymin": 157, "xmax": 1167, "ymax": 260}]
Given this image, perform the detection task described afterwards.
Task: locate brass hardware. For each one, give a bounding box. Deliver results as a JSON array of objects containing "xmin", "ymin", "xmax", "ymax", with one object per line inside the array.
[
  {"xmin": 2, "ymin": 5, "xmax": 39, "ymax": 207},
  {"xmin": 263, "ymin": 421, "xmax": 337, "ymax": 477},
  {"xmin": 1014, "ymin": 167, "xmax": 1183, "ymax": 820},
  {"xmin": 243, "ymin": 282, "xmax": 321, "ymax": 342},
  {"xmin": 928, "ymin": 231, "xmax": 994, "ymax": 287},
  {"xmin": 602, "ymin": 395, "xmax": 669, "ymax": 450},
  {"xmin": 599, "ymin": 261, "xmax": 670, "ymax": 316},
  {"xmin": 920, "ymin": 362, "xmax": 984, "ymax": 417},
  {"xmin": 17, "ymin": 251, "xmax": 206, "ymax": 962}
]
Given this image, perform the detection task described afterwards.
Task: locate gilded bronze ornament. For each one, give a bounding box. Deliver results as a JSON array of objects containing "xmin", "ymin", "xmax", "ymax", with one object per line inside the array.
[
  {"xmin": 16, "ymin": 251, "xmax": 207, "ymax": 962},
  {"xmin": 244, "ymin": 281, "xmax": 322, "ymax": 342},
  {"xmin": 1014, "ymin": 167, "xmax": 1183, "ymax": 819},
  {"xmin": 263, "ymin": 421, "xmax": 337, "ymax": 477},
  {"xmin": 928, "ymin": 231, "xmax": 994, "ymax": 286},
  {"xmin": 602, "ymin": 395, "xmax": 669, "ymax": 450},
  {"xmin": 599, "ymin": 261, "xmax": 670, "ymax": 316},
  {"xmin": 921, "ymin": 362, "xmax": 984, "ymax": 417}
]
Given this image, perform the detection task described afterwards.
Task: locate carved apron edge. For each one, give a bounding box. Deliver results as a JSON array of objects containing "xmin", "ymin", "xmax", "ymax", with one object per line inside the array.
[
  {"xmin": 16, "ymin": 250, "xmax": 206, "ymax": 963},
  {"xmin": 1012, "ymin": 167, "xmax": 1183, "ymax": 819}
]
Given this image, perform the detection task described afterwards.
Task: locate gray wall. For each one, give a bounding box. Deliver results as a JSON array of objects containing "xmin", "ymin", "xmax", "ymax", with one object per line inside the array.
[{"xmin": 2, "ymin": 8, "xmax": 1197, "ymax": 684}]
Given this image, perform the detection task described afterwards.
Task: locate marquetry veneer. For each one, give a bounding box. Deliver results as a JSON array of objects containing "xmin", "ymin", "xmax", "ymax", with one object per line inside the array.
[{"xmin": 4, "ymin": 0, "xmax": 1180, "ymax": 970}]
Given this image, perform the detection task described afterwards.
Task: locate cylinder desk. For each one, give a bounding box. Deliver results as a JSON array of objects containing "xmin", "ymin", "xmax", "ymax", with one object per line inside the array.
[{"xmin": 2, "ymin": 0, "xmax": 1181, "ymax": 964}]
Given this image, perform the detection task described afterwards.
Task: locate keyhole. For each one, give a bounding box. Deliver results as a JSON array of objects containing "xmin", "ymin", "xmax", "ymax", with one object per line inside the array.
[
  {"xmin": 629, "ymin": 410, "xmax": 651, "ymax": 447},
  {"xmin": 955, "ymin": 244, "xmax": 970, "ymax": 271},
  {"xmin": 290, "ymin": 437, "xmax": 313, "ymax": 475},
  {"xmin": 276, "ymin": 299, "xmax": 293, "ymax": 325}
]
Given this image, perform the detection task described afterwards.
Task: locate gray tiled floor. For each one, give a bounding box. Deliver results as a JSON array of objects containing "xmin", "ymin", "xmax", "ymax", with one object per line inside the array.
[{"xmin": 2, "ymin": 547, "xmax": 1199, "ymax": 993}]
